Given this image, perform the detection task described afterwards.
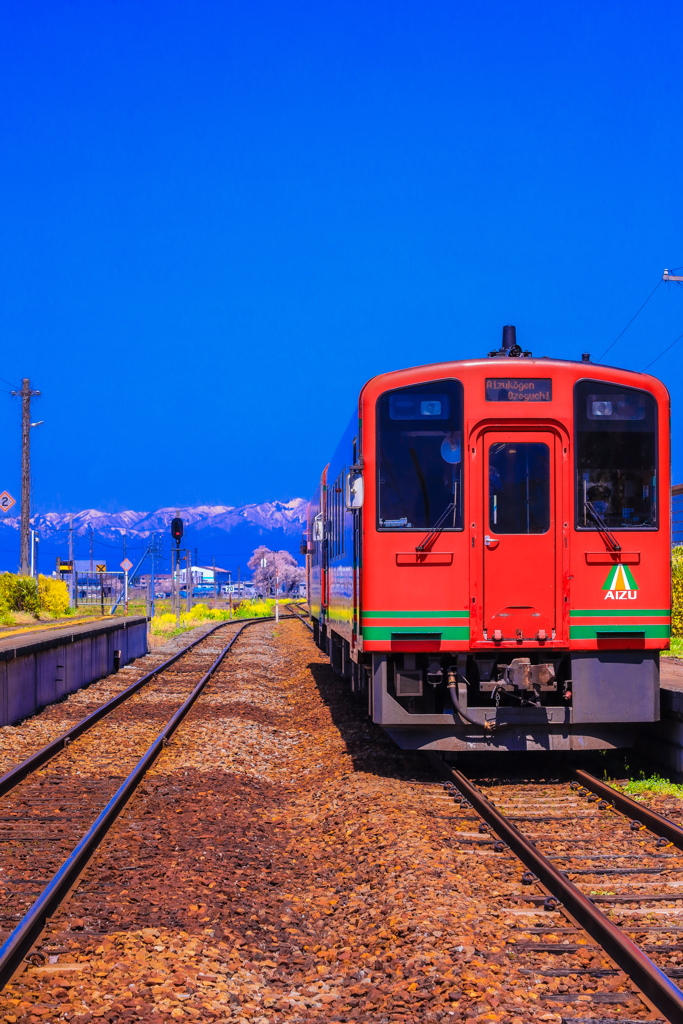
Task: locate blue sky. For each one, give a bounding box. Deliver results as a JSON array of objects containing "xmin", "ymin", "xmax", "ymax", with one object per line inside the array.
[{"xmin": 0, "ymin": 0, "xmax": 682, "ymax": 515}]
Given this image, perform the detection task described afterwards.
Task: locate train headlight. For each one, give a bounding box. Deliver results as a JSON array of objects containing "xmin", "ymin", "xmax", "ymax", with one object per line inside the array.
[{"xmin": 420, "ymin": 400, "xmax": 442, "ymax": 416}]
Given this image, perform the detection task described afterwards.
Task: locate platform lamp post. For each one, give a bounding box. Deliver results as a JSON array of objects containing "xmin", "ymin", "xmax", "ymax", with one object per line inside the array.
[{"xmin": 260, "ymin": 555, "xmax": 267, "ymax": 603}]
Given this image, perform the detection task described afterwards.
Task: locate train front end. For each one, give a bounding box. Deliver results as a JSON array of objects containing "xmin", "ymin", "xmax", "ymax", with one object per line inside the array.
[{"xmin": 314, "ymin": 344, "xmax": 670, "ymax": 753}]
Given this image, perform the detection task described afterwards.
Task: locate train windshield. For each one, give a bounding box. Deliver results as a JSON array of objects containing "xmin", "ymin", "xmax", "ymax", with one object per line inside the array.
[
  {"xmin": 377, "ymin": 380, "xmax": 464, "ymax": 530},
  {"xmin": 574, "ymin": 380, "xmax": 658, "ymax": 529}
]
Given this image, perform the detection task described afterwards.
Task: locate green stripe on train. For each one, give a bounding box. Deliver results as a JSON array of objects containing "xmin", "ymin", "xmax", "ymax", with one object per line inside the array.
[
  {"xmin": 362, "ymin": 625, "xmax": 470, "ymax": 641},
  {"xmin": 569, "ymin": 624, "xmax": 670, "ymax": 639},
  {"xmin": 362, "ymin": 610, "xmax": 470, "ymax": 619},
  {"xmin": 570, "ymin": 609, "xmax": 670, "ymax": 618}
]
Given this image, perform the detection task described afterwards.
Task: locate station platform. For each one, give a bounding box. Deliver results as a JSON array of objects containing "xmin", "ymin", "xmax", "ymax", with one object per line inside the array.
[
  {"xmin": 0, "ymin": 615, "xmax": 148, "ymax": 727},
  {"xmin": 0, "ymin": 615, "xmax": 110, "ymax": 648},
  {"xmin": 661, "ymin": 657, "xmax": 683, "ymax": 691}
]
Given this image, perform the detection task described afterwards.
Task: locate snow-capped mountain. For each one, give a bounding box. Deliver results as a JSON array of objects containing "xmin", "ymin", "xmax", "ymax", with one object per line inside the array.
[
  {"xmin": 0, "ymin": 499, "xmax": 309, "ymax": 572},
  {"xmin": 0, "ymin": 499, "xmax": 308, "ymax": 540}
]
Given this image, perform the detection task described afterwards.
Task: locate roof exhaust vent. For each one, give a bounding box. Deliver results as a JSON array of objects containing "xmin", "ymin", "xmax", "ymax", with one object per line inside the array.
[
  {"xmin": 488, "ymin": 325, "xmax": 529, "ymax": 358},
  {"xmin": 502, "ymin": 325, "xmax": 516, "ymax": 351}
]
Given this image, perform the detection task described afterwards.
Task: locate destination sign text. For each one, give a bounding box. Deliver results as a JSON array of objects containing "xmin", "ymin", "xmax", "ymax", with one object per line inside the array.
[{"xmin": 485, "ymin": 378, "xmax": 552, "ymax": 402}]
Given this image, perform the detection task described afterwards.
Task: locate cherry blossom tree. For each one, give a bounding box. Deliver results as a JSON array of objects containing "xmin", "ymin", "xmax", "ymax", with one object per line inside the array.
[{"xmin": 248, "ymin": 546, "xmax": 304, "ymax": 596}]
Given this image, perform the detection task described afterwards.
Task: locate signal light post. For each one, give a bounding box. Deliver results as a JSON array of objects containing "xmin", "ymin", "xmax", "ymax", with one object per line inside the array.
[{"xmin": 171, "ymin": 515, "xmax": 183, "ymax": 629}]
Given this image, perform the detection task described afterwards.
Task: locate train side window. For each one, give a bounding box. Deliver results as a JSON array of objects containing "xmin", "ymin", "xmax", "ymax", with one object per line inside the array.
[
  {"xmin": 489, "ymin": 442, "xmax": 550, "ymax": 534},
  {"xmin": 574, "ymin": 381, "xmax": 658, "ymax": 530},
  {"xmin": 377, "ymin": 379, "xmax": 463, "ymax": 531}
]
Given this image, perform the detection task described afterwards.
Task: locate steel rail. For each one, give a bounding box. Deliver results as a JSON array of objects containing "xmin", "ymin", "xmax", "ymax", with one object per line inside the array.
[
  {"xmin": 448, "ymin": 768, "xmax": 683, "ymax": 1022},
  {"xmin": 574, "ymin": 768, "xmax": 683, "ymax": 850},
  {"xmin": 286, "ymin": 603, "xmax": 314, "ymax": 632},
  {"xmin": 0, "ymin": 615, "xmax": 273, "ymax": 800},
  {"xmin": 0, "ymin": 618, "xmax": 264, "ymax": 987}
]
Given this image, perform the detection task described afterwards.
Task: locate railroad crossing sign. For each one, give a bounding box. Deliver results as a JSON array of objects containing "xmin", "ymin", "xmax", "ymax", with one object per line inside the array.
[
  {"xmin": 0, "ymin": 491, "xmax": 16, "ymax": 513},
  {"xmin": 96, "ymin": 563, "xmax": 106, "ymax": 573},
  {"xmin": 120, "ymin": 558, "xmax": 133, "ymax": 572}
]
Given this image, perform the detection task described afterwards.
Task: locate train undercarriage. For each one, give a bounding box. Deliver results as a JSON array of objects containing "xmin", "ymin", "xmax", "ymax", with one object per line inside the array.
[{"xmin": 314, "ymin": 620, "xmax": 659, "ymax": 753}]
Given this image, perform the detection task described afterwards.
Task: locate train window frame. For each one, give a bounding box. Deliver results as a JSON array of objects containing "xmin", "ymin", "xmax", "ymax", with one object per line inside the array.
[
  {"xmin": 375, "ymin": 378, "xmax": 464, "ymax": 533},
  {"xmin": 573, "ymin": 378, "xmax": 659, "ymax": 533}
]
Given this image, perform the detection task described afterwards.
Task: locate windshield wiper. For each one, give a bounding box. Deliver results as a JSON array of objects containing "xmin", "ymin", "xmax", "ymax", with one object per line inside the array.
[
  {"xmin": 416, "ymin": 502, "xmax": 455, "ymax": 552},
  {"xmin": 584, "ymin": 500, "xmax": 621, "ymax": 552}
]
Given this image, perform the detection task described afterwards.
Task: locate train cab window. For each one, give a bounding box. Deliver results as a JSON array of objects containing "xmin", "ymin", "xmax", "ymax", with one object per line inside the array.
[
  {"xmin": 377, "ymin": 380, "xmax": 463, "ymax": 530},
  {"xmin": 489, "ymin": 442, "xmax": 550, "ymax": 534},
  {"xmin": 574, "ymin": 381, "xmax": 658, "ymax": 530}
]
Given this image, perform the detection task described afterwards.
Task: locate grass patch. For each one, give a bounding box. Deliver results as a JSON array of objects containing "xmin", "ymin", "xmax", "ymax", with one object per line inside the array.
[
  {"xmin": 663, "ymin": 636, "xmax": 683, "ymax": 658},
  {"xmin": 149, "ymin": 598, "xmax": 298, "ymax": 637},
  {"xmin": 618, "ymin": 772, "xmax": 683, "ymax": 800}
]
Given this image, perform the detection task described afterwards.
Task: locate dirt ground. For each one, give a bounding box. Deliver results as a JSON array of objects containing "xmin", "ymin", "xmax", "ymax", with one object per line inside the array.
[{"xmin": 0, "ymin": 619, "xmax": 662, "ymax": 1022}]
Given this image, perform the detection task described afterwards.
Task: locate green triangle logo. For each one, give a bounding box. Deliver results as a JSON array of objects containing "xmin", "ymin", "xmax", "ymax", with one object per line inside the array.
[{"xmin": 602, "ymin": 564, "xmax": 638, "ymax": 591}]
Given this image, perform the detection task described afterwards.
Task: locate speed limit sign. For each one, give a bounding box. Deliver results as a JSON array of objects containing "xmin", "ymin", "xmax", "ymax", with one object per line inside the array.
[{"xmin": 0, "ymin": 491, "xmax": 16, "ymax": 513}]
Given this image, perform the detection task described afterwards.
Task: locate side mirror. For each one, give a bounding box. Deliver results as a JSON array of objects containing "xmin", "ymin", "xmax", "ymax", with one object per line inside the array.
[{"xmin": 345, "ymin": 470, "xmax": 364, "ymax": 510}]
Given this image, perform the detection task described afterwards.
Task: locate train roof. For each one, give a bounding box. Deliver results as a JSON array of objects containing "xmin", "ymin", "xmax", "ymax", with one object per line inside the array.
[{"xmin": 359, "ymin": 353, "xmax": 668, "ymax": 403}]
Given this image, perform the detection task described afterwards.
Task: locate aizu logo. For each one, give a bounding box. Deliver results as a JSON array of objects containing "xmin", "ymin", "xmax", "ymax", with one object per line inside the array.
[{"xmin": 603, "ymin": 564, "xmax": 638, "ymax": 601}]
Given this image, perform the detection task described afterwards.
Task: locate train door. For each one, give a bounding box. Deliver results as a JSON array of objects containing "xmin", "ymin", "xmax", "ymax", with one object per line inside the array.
[{"xmin": 480, "ymin": 429, "xmax": 559, "ymax": 642}]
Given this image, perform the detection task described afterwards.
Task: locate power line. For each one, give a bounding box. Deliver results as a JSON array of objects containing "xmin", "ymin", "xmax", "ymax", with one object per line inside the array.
[
  {"xmin": 642, "ymin": 330, "xmax": 683, "ymax": 372},
  {"xmin": 597, "ymin": 279, "xmax": 663, "ymax": 362}
]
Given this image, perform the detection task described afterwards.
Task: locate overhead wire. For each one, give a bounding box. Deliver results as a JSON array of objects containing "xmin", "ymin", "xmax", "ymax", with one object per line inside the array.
[
  {"xmin": 642, "ymin": 330, "xmax": 683, "ymax": 372},
  {"xmin": 597, "ymin": 279, "xmax": 663, "ymax": 362}
]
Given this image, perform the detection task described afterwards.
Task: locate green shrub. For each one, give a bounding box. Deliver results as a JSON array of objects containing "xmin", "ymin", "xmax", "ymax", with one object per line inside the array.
[
  {"xmin": 37, "ymin": 575, "xmax": 70, "ymax": 617},
  {"xmin": 0, "ymin": 573, "xmax": 40, "ymax": 615},
  {"xmin": 673, "ymin": 546, "xmax": 683, "ymax": 638}
]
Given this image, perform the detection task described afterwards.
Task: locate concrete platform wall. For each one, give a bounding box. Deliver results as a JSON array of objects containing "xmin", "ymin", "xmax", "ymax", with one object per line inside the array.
[{"xmin": 0, "ymin": 617, "xmax": 148, "ymax": 727}]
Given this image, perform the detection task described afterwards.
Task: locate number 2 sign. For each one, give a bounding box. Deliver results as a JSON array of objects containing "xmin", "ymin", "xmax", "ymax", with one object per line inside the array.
[{"xmin": 0, "ymin": 491, "xmax": 16, "ymax": 513}]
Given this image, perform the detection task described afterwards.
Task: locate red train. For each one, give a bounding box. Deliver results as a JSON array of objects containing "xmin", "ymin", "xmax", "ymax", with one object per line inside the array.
[{"xmin": 306, "ymin": 327, "xmax": 670, "ymax": 752}]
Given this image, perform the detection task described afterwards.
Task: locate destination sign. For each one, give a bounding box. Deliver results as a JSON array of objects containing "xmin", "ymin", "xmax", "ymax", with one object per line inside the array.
[{"xmin": 485, "ymin": 378, "xmax": 552, "ymax": 402}]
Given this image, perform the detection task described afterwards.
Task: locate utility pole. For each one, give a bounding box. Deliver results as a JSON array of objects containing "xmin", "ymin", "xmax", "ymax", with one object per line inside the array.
[
  {"xmin": 11, "ymin": 379, "xmax": 40, "ymax": 574},
  {"xmin": 238, "ymin": 565, "xmax": 241, "ymax": 602},
  {"xmin": 186, "ymin": 549, "xmax": 192, "ymax": 612},
  {"xmin": 150, "ymin": 532, "xmax": 156, "ymax": 621},
  {"xmin": 274, "ymin": 554, "xmax": 279, "ymax": 623},
  {"xmin": 172, "ymin": 552, "xmax": 178, "ymax": 614},
  {"xmin": 213, "ymin": 557, "xmax": 217, "ymax": 608},
  {"xmin": 69, "ymin": 514, "xmax": 74, "ymax": 608},
  {"xmin": 90, "ymin": 525, "xmax": 94, "ymax": 574}
]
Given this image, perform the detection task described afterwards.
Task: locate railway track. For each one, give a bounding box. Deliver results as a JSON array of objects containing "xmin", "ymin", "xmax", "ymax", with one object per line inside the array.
[
  {"xmin": 0, "ymin": 614, "xmax": 279, "ymax": 985},
  {"xmin": 285, "ymin": 602, "xmax": 313, "ymax": 631},
  {"xmin": 438, "ymin": 764, "xmax": 683, "ymax": 1021},
  {"xmin": 6, "ymin": 609, "xmax": 683, "ymax": 1019}
]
